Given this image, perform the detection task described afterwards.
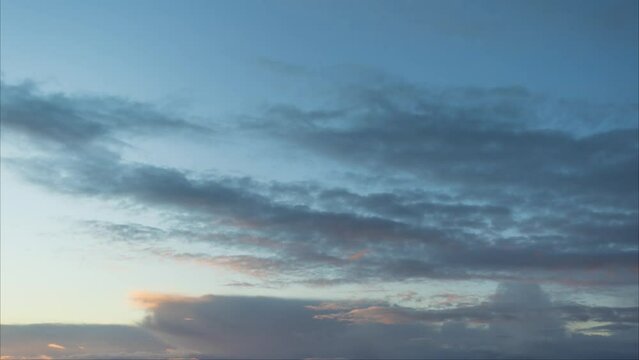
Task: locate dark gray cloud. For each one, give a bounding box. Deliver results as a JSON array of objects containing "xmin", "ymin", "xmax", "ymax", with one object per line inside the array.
[
  {"xmin": 1, "ymin": 79, "xmax": 637, "ymax": 288},
  {"xmin": 2, "ymin": 284, "xmax": 636, "ymax": 359},
  {"xmin": 251, "ymin": 83, "xmax": 637, "ymax": 207},
  {"xmin": 134, "ymin": 283, "xmax": 638, "ymax": 359},
  {"xmin": 0, "ymin": 80, "xmax": 212, "ymax": 151}
]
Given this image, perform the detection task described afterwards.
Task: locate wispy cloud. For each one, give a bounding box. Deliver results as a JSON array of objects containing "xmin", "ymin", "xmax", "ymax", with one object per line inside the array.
[
  {"xmin": 2, "ymin": 79, "xmax": 637, "ymax": 289},
  {"xmin": 46, "ymin": 343, "xmax": 65, "ymax": 350}
]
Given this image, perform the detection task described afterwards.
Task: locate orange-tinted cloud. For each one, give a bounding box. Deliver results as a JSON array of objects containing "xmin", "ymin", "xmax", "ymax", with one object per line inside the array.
[
  {"xmin": 433, "ymin": 293, "xmax": 466, "ymax": 305},
  {"xmin": 151, "ymin": 249, "xmax": 283, "ymax": 278},
  {"xmin": 348, "ymin": 249, "xmax": 369, "ymax": 261},
  {"xmin": 306, "ymin": 302, "xmax": 354, "ymax": 311},
  {"xmin": 47, "ymin": 343, "xmax": 65, "ymax": 350},
  {"xmin": 315, "ymin": 306, "xmax": 413, "ymax": 325},
  {"xmin": 130, "ymin": 291, "xmax": 203, "ymax": 310}
]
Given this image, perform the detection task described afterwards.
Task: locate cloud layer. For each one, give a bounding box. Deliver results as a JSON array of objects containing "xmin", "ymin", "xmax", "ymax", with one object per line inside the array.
[
  {"xmin": 2, "ymin": 79, "xmax": 636, "ymax": 289},
  {"xmin": 2, "ymin": 283, "xmax": 637, "ymax": 359},
  {"xmin": 0, "ymin": 324, "xmax": 169, "ymax": 359}
]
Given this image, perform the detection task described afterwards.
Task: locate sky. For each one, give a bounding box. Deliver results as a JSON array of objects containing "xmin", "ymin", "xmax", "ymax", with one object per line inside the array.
[{"xmin": 0, "ymin": 0, "xmax": 637, "ymax": 358}]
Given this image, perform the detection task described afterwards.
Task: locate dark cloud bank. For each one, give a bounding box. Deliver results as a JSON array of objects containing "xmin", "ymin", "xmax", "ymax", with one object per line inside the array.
[
  {"xmin": 1, "ymin": 283, "xmax": 637, "ymax": 359},
  {"xmin": 1, "ymin": 77, "xmax": 637, "ymax": 358}
]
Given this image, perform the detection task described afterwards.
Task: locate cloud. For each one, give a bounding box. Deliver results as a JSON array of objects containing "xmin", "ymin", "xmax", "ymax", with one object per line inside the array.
[
  {"xmin": 312, "ymin": 282, "xmax": 635, "ymax": 334},
  {"xmin": 348, "ymin": 249, "xmax": 369, "ymax": 261},
  {"xmin": 252, "ymin": 83, "xmax": 637, "ymax": 207},
  {"xmin": 0, "ymin": 324, "xmax": 168, "ymax": 359},
  {"xmin": 2, "ymin": 79, "xmax": 637, "ymax": 289},
  {"xmin": 0, "ymin": 80, "xmax": 211, "ymax": 152},
  {"xmin": 1, "ymin": 284, "xmax": 636, "ymax": 359},
  {"xmin": 46, "ymin": 343, "xmax": 65, "ymax": 350},
  {"xmin": 130, "ymin": 291, "xmax": 203, "ymax": 310},
  {"xmin": 134, "ymin": 283, "xmax": 637, "ymax": 359},
  {"xmin": 147, "ymin": 249, "xmax": 291, "ymax": 278},
  {"xmin": 314, "ymin": 305, "xmax": 418, "ymax": 325}
]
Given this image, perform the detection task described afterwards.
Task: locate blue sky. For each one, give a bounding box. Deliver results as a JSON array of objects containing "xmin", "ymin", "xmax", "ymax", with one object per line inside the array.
[
  {"xmin": 1, "ymin": 0, "xmax": 638, "ymax": 358},
  {"xmin": 3, "ymin": 0, "xmax": 637, "ymax": 103}
]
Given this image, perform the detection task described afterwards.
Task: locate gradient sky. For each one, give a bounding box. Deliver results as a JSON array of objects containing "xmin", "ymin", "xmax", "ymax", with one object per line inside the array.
[{"xmin": 1, "ymin": 0, "xmax": 638, "ymax": 359}]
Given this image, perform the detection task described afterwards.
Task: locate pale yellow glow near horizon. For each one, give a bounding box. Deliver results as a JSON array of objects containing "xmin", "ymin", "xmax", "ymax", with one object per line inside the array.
[{"xmin": 566, "ymin": 321, "xmax": 614, "ymax": 337}]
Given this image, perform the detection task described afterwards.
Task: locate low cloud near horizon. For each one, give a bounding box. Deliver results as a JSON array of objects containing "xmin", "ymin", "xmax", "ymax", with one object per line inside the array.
[{"xmin": 1, "ymin": 283, "xmax": 637, "ymax": 359}]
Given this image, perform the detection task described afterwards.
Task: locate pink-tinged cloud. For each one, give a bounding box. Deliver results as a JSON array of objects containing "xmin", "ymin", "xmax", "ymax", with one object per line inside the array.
[
  {"xmin": 305, "ymin": 300, "xmax": 387, "ymax": 312},
  {"xmin": 130, "ymin": 291, "xmax": 202, "ymax": 310},
  {"xmin": 349, "ymin": 249, "xmax": 369, "ymax": 261},
  {"xmin": 47, "ymin": 343, "xmax": 65, "ymax": 350},
  {"xmin": 137, "ymin": 283, "xmax": 639, "ymax": 358},
  {"xmin": 314, "ymin": 306, "xmax": 414, "ymax": 325},
  {"xmin": 150, "ymin": 248, "xmax": 284, "ymax": 278},
  {"xmin": 3, "ymin": 283, "xmax": 638, "ymax": 358},
  {"xmin": 431, "ymin": 293, "xmax": 477, "ymax": 306}
]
